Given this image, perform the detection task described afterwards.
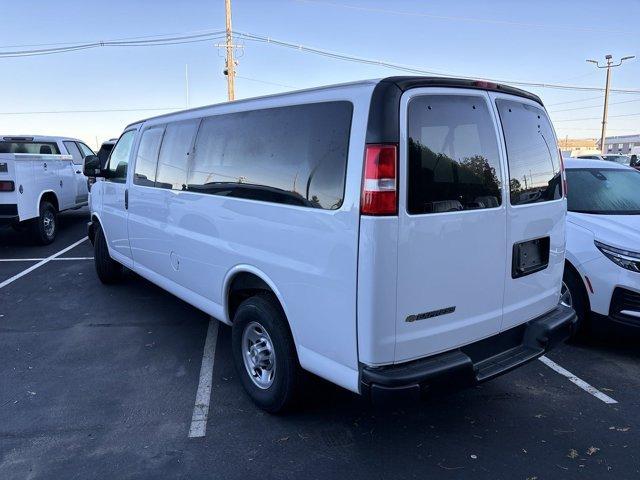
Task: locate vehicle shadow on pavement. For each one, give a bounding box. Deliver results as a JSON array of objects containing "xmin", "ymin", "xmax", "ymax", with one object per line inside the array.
[{"xmin": 0, "ymin": 208, "xmax": 89, "ymax": 248}]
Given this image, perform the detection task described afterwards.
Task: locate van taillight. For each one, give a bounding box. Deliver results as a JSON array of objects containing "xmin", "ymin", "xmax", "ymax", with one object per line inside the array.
[
  {"xmin": 0, "ymin": 180, "xmax": 14, "ymax": 192},
  {"xmin": 361, "ymin": 144, "xmax": 397, "ymax": 215}
]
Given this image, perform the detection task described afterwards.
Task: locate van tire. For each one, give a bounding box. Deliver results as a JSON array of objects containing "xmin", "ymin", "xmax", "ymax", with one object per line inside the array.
[
  {"xmin": 231, "ymin": 294, "xmax": 302, "ymax": 413},
  {"xmin": 30, "ymin": 201, "xmax": 57, "ymax": 245},
  {"xmin": 94, "ymin": 224, "xmax": 123, "ymax": 284},
  {"xmin": 563, "ymin": 268, "xmax": 589, "ymax": 339}
]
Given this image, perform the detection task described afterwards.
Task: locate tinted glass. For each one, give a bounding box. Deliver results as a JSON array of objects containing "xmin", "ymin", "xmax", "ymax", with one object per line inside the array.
[
  {"xmin": 567, "ymin": 168, "xmax": 640, "ymax": 214},
  {"xmin": 134, "ymin": 127, "xmax": 164, "ymax": 187},
  {"xmin": 407, "ymin": 95, "xmax": 502, "ymax": 214},
  {"xmin": 78, "ymin": 143, "xmax": 95, "ymax": 157},
  {"xmin": 155, "ymin": 120, "xmax": 198, "ymax": 190},
  {"xmin": 0, "ymin": 141, "xmax": 60, "ymax": 154},
  {"xmin": 63, "ymin": 141, "xmax": 83, "ymax": 165},
  {"xmin": 496, "ymin": 99, "xmax": 562, "ymax": 205},
  {"xmin": 107, "ymin": 130, "xmax": 136, "ymax": 182},
  {"xmin": 188, "ymin": 101, "xmax": 352, "ymax": 209}
]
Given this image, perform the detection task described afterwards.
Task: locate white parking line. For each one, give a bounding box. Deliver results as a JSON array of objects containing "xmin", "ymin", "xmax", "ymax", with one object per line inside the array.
[
  {"xmin": 539, "ymin": 355, "xmax": 618, "ymax": 404},
  {"xmin": 188, "ymin": 318, "xmax": 219, "ymax": 438},
  {"xmin": 0, "ymin": 237, "xmax": 88, "ymax": 290},
  {"xmin": 0, "ymin": 257, "xmax": 93, "ymax": 262}
]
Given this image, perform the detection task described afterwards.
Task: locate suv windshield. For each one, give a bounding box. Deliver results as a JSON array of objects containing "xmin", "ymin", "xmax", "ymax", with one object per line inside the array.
[{"xmin": 567, "ymin": 167, "xmax": 640, "ymax": 214}]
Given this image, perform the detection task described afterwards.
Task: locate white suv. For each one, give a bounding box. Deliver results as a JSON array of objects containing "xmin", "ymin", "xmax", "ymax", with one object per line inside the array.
[
  {"xmin": 563, "ymin": 158, "xmax": 640, "ymax": 334},
  {"xmin": 86, "ymin": 77, "xmax": 576, "ymax": 412}
]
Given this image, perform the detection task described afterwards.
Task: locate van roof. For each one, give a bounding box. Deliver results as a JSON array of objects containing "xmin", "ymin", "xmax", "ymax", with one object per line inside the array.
[{"xmin": 126, "ymin": 76, "xmax": 543, "ymax": 129}]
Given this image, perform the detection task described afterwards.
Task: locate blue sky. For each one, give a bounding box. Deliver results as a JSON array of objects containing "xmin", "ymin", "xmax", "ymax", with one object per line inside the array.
[{"xmin": 0, "ymin": 0, "xmax": 638, "ymax": 149}]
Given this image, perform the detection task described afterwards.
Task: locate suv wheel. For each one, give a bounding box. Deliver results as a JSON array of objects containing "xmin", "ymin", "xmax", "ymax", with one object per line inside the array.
[
  {"xmin": 94, "ymin": 224, "xmax": 123, "ymax": 284},
  {"xmin": 232, "ymin": 294, "xmax": 303, "ymax": 413},
  {"xmin": 30, "ymin": 201, "xmax": 57, "ymax": 245}
]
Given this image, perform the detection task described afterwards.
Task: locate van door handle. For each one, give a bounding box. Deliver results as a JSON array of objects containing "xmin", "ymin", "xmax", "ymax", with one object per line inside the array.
[
  {"xmin": 76, "ymin": 170, "xmax": 81, "ymax": 174},
  {"xmin": 125, "ymin": 188, "xmax": 129, "ymax": 210}
]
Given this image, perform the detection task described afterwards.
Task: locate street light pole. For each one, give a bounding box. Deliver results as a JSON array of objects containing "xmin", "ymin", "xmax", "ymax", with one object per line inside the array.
[{"xmin": 587, "ymin": 55, "xmax": 635, "ymax": 154}]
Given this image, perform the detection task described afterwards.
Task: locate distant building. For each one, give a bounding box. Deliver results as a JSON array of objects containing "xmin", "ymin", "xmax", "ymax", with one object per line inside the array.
[
  {"xmin": 597, "ymin": 134, "xmax": 640, "ymax": 154},
  {"xmin": 557, "ymin": 137, "xmax": 599, "ymax": 157}
]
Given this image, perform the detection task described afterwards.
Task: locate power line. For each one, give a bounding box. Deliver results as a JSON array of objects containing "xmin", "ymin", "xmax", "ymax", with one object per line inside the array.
[
  {"xmin": 549, "ymin": 97, "xmax": 640, "ymax": 113},
  {"xmin": 0, "ymin": 107, "xmax": 182, "ymax": 115},
  {"xmin": 235, "ymin": 75, "xmax": 298, "ymax": 89},
  {"xmin": 234, "ymin": 31, "xmax": 640, "ymax": 95},
  {"xmin": 293, "ymin": 0, "xmax": 633, "ymax": 36},
  {"xmin": 0, "ymin": 31, "xmax": 226, "ymax": 58},
  {"xmin": 0, "ymin": 28, "xmax": 228, "ymax": 49},
  {"xmin": 2, "ymin": 27, "xmax": 639, "ymax": 98},
  {"xmin": 552, "ymin": 111, "xmax": 640, "ymax": 122}
]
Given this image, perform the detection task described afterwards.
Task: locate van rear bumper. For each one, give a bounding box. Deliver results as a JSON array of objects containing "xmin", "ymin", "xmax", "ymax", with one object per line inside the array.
[{"xmin": 360, "ymin": 304, "xmax": 577, "ymax": 403}]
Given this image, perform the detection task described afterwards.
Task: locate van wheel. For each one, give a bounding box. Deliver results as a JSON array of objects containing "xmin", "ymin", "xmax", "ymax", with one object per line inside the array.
[
  {"xmin": 231, "ymin": 295, "xmax": 303, "ymax": 413},
  {"xmin": 562, "ymin": 268, "xmax": 589, "ymax": 338},
  {"xmin": 94, "ymin": 224, "xmax": 123, "ymax": 284},
  {"xmin": 30, "ymin": 201, "xmax": 57, "ymax": 245}
]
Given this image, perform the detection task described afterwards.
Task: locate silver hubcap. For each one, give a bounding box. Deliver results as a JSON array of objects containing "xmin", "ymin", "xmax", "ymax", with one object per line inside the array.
[
  {"xmin": 43, "ymin": 211, "xmax": 55, "ymax": 238},
  {"xmin": 241, "ymin": 321, "xmax": 276, "ymax": 389},
  {"xmin": 560, "ymin": 281, "xmax": 572, "ymax": 307}
]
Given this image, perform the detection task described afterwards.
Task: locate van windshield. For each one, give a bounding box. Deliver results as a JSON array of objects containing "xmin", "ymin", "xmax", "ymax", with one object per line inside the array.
[
  {"xmin": 496, "ymin": 99, "xmax": 562, "ymax": 205},
  {"xmin": 567, "ymin": 168, "xmax": 640, "ymax": 214}
]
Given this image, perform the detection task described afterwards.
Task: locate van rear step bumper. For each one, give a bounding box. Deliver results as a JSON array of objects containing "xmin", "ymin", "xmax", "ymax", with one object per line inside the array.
[{"xmin": 360, "ymin": 304, "xmax": 577, "ymax": 403}]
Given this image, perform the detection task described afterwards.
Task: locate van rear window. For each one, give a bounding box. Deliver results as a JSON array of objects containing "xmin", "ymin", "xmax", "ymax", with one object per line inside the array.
[
  {"xmin": 407, "ymin": 95, "xmax": 503, "ymax": 214},
  {"xmin": 496, "ymin": 99, "xmax": 562, "ymax": 205},
  {"xmin": 188, "ymin": 101, "xmax": 352, "ymax": 210},
  {"xmin": 0, "ymin": 141, "xmax": 60, "ymax": 155}
]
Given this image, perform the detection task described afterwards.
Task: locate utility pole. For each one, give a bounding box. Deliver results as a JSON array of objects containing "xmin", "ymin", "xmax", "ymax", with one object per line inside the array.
[
  {"xmin": 587, "ymin": 54, "xmax": 635, "ymax": 154},
  {"xmin": 224, "ymin": 0, "xmax": 236, "ymax": 101}
]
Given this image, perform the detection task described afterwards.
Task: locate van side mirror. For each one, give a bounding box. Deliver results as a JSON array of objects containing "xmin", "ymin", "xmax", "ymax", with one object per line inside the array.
[
  {"xmin": 83, "ymin": 155, "xmax": 106, "ymax": 177},
  {"xmin": 631, "ymin": 155, "xmax": 638, "ymax": 167}
]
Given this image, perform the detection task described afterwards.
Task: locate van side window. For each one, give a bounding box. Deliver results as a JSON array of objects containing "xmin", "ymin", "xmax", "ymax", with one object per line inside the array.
[
  {"xmin": 107, "ymin": 130, "xmax": 136, "ymax": 183},
  {"xmin": 407, "ymin": 95, "xmax": 502, "ymax": 214},
  {"xmin": 155, "ymin": 120, "xmax": 199, "ymax": 190},
  {"xmin": 188, "ymin": 101, "xmax": 352, "ymax": 210},
  {"xmin": 134, "ymin": 127, "xmax": 164, "ymax": 187},
  {"xmin": 496, "ymin": 99, "xmax": 562, "ymax": 205},
  {"xmin": 78, "ymin": 143, "xmax": 95, "ymax": 158},
  {"xmin": 63, "ymin": 141, "xmax": 84, "ymax": 165}
]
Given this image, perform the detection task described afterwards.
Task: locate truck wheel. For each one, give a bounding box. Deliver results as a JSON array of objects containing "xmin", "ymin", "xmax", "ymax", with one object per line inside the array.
[
  {"xmin": 94, "ymin": 224, "xmax": 123, "ymax": 284},
  {"xmin": 562, "ymin": 268, "xmax": 589, "ymax": 339},
  {"xmin": 232, "ymin": 294, "xmax": 303, "ymax": 413},
  {"xmin": 30, "ymin": 201, "xmax": 57, "ymax": 245}
]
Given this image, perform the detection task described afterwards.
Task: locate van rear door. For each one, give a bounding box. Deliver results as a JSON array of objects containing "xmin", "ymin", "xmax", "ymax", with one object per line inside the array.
[
  {"xmin": 395, "ymin": 88, "xmax": 507, "ymax": 363},
  {"xmin": 490, "ymin": 93, "xmax": 565, "ymax": 331}
]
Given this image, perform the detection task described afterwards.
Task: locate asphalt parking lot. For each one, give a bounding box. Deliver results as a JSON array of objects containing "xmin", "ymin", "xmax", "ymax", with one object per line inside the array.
[{"xmin": 1, "ymin": 209, "xmax": 639, "ymax": 480}]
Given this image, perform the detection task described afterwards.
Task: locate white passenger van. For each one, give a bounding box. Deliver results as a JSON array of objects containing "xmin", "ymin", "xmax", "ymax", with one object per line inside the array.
[
  {"xmin": 0, "ymin": 136, "xmax": 94, "ymax": 244},
  {"xmin": 86, "ymin": 77, "xmax": 576, "ymax": 412}
]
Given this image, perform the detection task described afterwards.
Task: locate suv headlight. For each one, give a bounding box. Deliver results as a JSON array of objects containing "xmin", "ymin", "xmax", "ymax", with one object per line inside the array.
[{"xmin": 595, "ymin": 240, "xmax": 640, "ymax": 273}]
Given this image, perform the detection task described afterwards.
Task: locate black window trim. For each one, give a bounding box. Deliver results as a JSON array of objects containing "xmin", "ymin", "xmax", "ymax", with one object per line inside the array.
[
  {"xmin": 76, "ymin": 141, "xmax": 95, "ymax": 158},
  {"xmin": 403, "ymin": 89, "xmax": 506, "ymax": 216}
]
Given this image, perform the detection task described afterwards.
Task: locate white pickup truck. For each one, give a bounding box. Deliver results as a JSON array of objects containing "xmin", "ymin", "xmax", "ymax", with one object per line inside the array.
[{"xmin": 0, "ymin": 136, "xmax": 95, "ymax": 244}]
